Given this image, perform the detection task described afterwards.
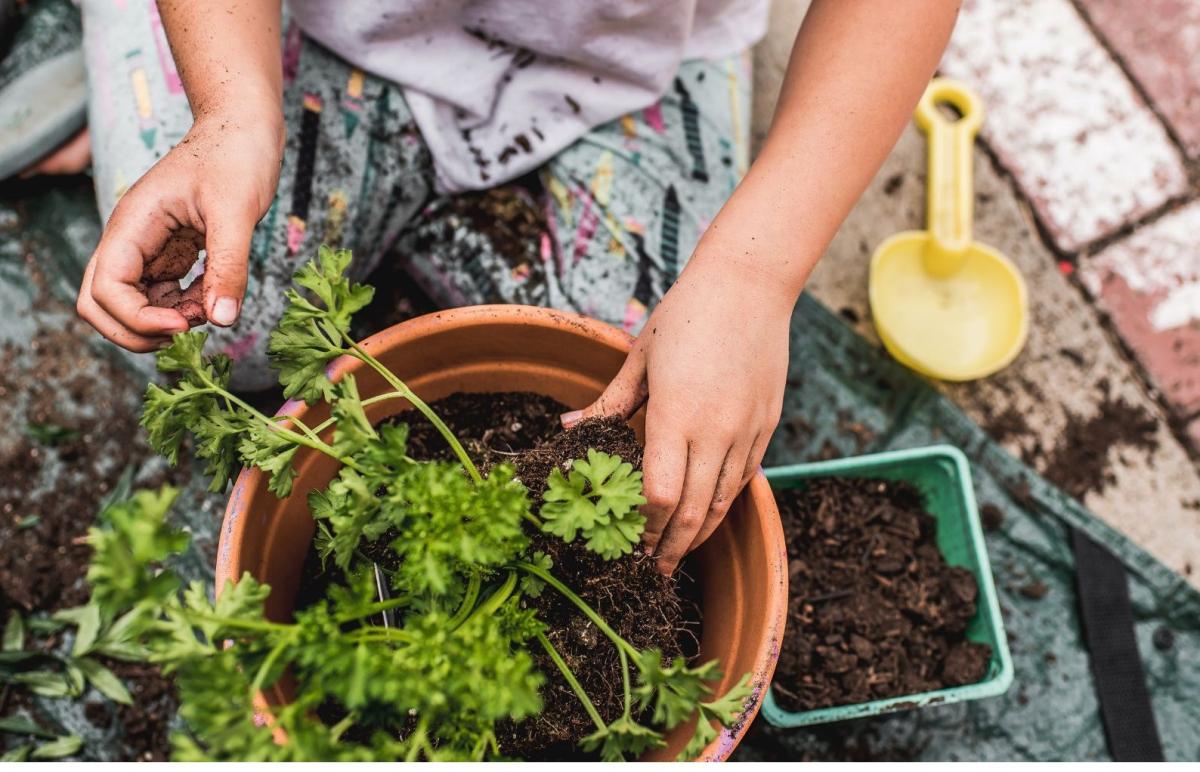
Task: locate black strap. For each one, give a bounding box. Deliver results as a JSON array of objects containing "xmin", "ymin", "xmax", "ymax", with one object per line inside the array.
[{"xmin": 1071, "ymin": 528, "xmax": 1164, "ymax": 761}]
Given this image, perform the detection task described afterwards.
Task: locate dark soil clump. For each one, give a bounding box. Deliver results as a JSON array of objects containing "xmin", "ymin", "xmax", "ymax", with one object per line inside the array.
[
  {"xmin": 773, "ymin": 477, "xmax": 991, "ymax": 713},
  {"xmin": 297, "ymin": 391, "xmax": 694, "ymax": 760},
  {"xmin": 1040, "ymin": 395, "xmax": 1158, "ymax": 499}
]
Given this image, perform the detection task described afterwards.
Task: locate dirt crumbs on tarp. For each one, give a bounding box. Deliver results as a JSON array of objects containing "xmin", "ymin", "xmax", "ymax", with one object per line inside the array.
[
  {"xmin": 1040, "ymin": 395, "xmax": 1158, "ymax": 499},
  {"xmin": 298, "ymin": 392, "xmax": 696, "ymax": 760},
  {"xmin": 772, "ymin": 477, "xmax": 991, "ymax": 713}
]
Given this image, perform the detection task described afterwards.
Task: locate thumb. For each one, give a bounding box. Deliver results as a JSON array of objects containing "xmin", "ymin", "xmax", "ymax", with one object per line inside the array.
[
  {"xmin": 563, "ymin": 346, "xmax": 649, "ymax": 428},
  {"xmin": 201, "ymin": 201, "xmax": 255, "ymax": 327}
]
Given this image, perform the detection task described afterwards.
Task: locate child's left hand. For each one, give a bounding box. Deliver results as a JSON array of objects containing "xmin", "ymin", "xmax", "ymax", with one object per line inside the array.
[{"xmin": 563, "ymin": 244, "xmax": 794, "ymax": 574}]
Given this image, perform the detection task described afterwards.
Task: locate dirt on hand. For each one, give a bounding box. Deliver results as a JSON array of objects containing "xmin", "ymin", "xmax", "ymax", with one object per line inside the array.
[
  {"xmin": 772, "ymin": 477, "xmax": 991, "ymax": 713},
  {"xmin": 142, "ymin": 228, "xmax": 207, "ymax": 326}
]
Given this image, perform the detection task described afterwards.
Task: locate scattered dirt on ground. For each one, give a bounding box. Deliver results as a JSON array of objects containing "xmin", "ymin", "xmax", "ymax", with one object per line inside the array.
[
  {"xmin": 772, "ymin": 477, "xmax": 991, "ymax": 713},
  {"xmin": 298, "ymin": 392, "xmax": 696, "ymax": 760},
  {"xmin": 1040, "ymin": 395, "xmax": 1159, "ymax": 499},
  {"xmin": 980, "ymin": 503, "xmax": 1006, "ymax": 532},
  {"xmin": 1017, "ymin": 581, "xmax": 1048, "ymax": 601},
  {"xmin": 0, "ymin": 321, "xmax": 179, "ymax": 760}
]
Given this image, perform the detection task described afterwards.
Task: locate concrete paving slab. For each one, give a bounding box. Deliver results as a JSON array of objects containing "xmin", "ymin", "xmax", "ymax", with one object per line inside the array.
[
  {"xmin": 940, "ymin": 0, "xmax": 1189, "ymax": 253},
  {"xmin": 1078, "ymin": 201, "xmax": 1200, "ymax": 419},
  {"xmin": 1076, "ymin": 0, "xmax": 1200, "ymax": 158}
]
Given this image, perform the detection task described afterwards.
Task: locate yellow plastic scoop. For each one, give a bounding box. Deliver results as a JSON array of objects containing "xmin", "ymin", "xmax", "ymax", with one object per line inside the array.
[{"xmin": 869, "ymin": 78, "xmax": 1028, "ymax": 381}]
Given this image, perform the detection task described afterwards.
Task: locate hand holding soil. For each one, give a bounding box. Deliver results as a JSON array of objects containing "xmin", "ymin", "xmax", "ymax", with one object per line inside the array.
[{"xmin": 75, "ymin": 115, "xmax": 283, "ymax": 352}]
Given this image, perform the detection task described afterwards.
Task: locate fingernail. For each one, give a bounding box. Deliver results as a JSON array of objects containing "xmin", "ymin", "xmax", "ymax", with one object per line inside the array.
[
  {"xmin": 211, "ymin": 297, "xmax": 239, "ymax": 326},
  {"xmin": 560, "ymin": 409, "xmax": 583, "ymax": 428}
]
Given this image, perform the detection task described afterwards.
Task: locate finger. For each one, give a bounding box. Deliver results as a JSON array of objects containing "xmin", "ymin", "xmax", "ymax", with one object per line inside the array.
[
  {"xmin": 740, "ymin": 429, "xmax": 772, "ymax": 488},
  {"xmin": 199, "ymin": 199, "xmax": 256, "ymax": 326},
  {"xmin": 77, "ymin": 261, "xmax": 175, "ymax": 352},
  {"xmin": 687, "ymin": 439, "xmax": 751, "ymax": 553},
  {"xmin": 655, "ymin": 442, "xmax": 725, "ymax": 575},
  {"xmin": 640, "ymin": 402, "xmax": 687, "ymax": 554},
  {"xmin": 562, "ymin": 346, "xmax": 648, "ymax": 428}
]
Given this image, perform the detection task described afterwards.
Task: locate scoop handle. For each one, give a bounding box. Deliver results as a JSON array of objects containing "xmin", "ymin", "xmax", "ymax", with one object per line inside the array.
[{"xmin": 913, "ymin": 78, "xmax": 984, "ymax": 277}]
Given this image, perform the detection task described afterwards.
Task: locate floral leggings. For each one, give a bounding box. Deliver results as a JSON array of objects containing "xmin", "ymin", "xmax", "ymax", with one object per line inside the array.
[{"xmin": 80, "ymin": 0, "xmax": 753, "ymax": 390}]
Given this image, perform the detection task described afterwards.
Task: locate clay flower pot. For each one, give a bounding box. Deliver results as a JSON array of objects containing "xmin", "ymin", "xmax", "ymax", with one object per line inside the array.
[{"xmin": 216, "ymin": 305, "xmax": 787, "ymax": 761}]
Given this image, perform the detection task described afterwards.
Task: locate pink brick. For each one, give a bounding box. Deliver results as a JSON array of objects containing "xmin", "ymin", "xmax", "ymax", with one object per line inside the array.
[
  {"xmin": 941, "ymin": 0, "xmax": 1188, "ymax": 252},
  {"xmin": 1077, "ymin": 0, "xmax": 1200, "ymax": 158},
  {"xmin": 1080, "ymin": 201, "xmax": 1200, "ymax": 416}
]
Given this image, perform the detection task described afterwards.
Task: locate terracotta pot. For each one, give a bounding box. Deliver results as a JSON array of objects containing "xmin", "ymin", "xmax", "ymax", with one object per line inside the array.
[{"xmin": 216, "ymin": 305, "xmax": 787, "ymax": 761}]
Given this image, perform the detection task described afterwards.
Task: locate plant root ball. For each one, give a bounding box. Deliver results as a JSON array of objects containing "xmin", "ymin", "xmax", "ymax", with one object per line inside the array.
[{"xmin": 143, "ymin": 227, "xmax": 204, "ymax": 282}]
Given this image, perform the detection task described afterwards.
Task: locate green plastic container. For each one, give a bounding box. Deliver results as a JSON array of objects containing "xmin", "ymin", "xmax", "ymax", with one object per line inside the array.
[{"xmin": 760, "ymin": 445, "xmax": 1013, "ymax": 728}]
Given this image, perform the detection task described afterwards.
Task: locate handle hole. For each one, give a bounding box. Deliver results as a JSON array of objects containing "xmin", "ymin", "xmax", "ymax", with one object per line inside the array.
[{"xmin": 935, "ymin": 99, "xmax": 965, "ymax": 123}]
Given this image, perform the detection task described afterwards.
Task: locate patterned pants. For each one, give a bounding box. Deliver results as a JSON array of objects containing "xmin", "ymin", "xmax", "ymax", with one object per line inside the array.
[{"xmin": 80, "ymin": 0, "xmax": 753, "ymax": 390}]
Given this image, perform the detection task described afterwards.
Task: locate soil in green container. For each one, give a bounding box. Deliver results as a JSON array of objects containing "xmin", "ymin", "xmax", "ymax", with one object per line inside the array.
[{"xmin": 773, "ymin": 477, "xmax": 990, "ymax": 713}]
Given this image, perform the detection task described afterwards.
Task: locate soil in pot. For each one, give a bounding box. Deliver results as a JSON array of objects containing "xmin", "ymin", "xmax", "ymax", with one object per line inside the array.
[
  {"xmin": 295, "ymin": 391, "xmax": 701, "ymax": 760},
  {"xmin": 773, "ymin": 477, "xmax": 990, "ymax": 713}
]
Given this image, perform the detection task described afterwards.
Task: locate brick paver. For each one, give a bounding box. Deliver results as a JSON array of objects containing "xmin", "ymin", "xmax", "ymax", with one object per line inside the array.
[
  {"xmin": 1076, "ymin": 0, "xmax": 1200, "ymax": 158},
  {"xmin": 940, "ymin": 0, "xmax": 1189, "ymax": 253},
  {"xmin": 1080, "ymin": 201, "xmax": 1200, "ymax": 418}
]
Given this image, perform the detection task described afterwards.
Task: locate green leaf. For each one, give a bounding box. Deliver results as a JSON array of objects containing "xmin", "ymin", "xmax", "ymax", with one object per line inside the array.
[
  {"xmin": 87, "ymin": 486, "xmax": 188, "ymax": 615},
  {"xmin": 1, "ymin": 745, "xmax": 31, "ymax": 761},
  {"xmin": 267, "ymin": 246, "xmax": 373, "ymax": 402},
  {"xmin": 3, "ymin": 611, "xmax": 23, "ymax": 652},
  {"xmin": 55, "ymin": 603, "xmax": 101, "ymax": 656},
  {"xmin": 31, "ymin": 734, "xmax": 83, "ymax": 760},
  {"xmin": 26, "ymin": 422, "xmax": 80, "ymax": 446},
  {"xmin": 540, "ymin": 450, "xmax": 647, "ymax": 559},
  {"xmin": 329, "ymin": 375, "xmax": 377, "ymax": 459},
  {"xmin": 77, "ymin": 657, "xmax": 133, "ymax": 704},
  {"xmin": 13, "ymin": 670, "xmax": 72, "ymax": 697},
  {"xmin": 632, "ymin": 649, "xmax": 720, "ymax": 730},
  {"xmin": 239, "ymin": 420, "xmax": 300, "ymax": 498},
  {"xmin": 676, "ymin": 672, "xmax": 753, "ymax": 761},
  {"xmin": 517, "ymin": 551, "xmax": 553, "ymax": 598},
  {"xmin": 0, "ymin": 716, "xmax": 56, "ymax": 739},
  {"xmin": 580, "ymin": 713, "xmax": 665, "ymax": 762}
]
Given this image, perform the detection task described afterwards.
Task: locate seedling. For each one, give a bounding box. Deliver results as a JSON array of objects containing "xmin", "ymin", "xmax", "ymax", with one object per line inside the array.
[{"xmin": 12, "ymin": 246, "xmax": 748, "ymax": 761}]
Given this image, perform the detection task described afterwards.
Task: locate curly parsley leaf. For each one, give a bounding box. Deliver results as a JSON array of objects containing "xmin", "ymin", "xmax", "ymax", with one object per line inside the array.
[
  {"xmin": 580, "ymin": 713, "xmax": 665, "ymax": 762},
  {"xmin": 267, "ymin": 246, "xmax": 373, "ymax": 403},
  {"xmin": 86, "ymin": 486, "xmax": 189, "ymax": 616},
  {"xmin": 677, "ymin": 672, "xmax": 753, "ymax": 761},
  {"xmin": 632, "ymin": 648, "xmax": 721, "ymax": 730},
  {"xmin": 540, "ymin": 449, "xmax": 647, "ymax": 559}
]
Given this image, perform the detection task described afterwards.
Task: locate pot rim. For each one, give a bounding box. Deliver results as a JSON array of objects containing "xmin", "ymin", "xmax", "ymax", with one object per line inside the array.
[{"xmin": 217, "ymin": 304, "xmax": 787, "ymax": 761}]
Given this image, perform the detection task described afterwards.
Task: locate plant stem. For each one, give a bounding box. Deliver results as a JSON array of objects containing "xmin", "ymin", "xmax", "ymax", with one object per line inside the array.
[
  {"xmin": 310, "ymin": 390, "xmax": 409, "ymax": 435},
  {"xmin": 173, "ymin": 612, "xmax": 294, "ymax": 636},
  {"xmin": 618, "ymin": 645, "xmax": 632, "ymax": 718},
  {"xmin": 447, "ymin": 573, "xmax": 482, "ymax": 629},
  {"xmin": 535, "ymin": 632, "xmax": 606, "ymax": 731},
  {"xmin": 249, "ymin": 633, "xmax": 294, "ymax": 694},
  {"xmin": 341, "ymin": 336, "xmax": 481, "ymax": 484},
  {"xmin": 513, "ymin": 562, "xmax": 638, "ymax": 659},
  {"xmin": 523, "ymin": 511, "xmax": 543, "ymax": 529},
  {"xmin": 335, "ymin": 595, "xmax": 412, "ymax": 624},
  {"xmin": 463, "ymin": 572, "xmax": 517, "ymax": 628}
]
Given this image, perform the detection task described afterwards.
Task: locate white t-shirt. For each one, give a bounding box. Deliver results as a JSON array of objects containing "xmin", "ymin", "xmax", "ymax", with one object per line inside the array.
[{"xmin": 287, "ymin": 0, "xmax": 769, "ymax": 192}]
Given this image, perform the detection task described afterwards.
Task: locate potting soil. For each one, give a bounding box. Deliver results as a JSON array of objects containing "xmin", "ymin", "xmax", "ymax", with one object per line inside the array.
[{"xmin": 2, "ymin": 173, "xmax": 1199, "ymax": 760}]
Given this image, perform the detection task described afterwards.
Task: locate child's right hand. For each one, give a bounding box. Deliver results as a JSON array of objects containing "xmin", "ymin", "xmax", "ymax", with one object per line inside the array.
[{"xmin": 76, "ymin": 115, "xmax": 284, "ymax": 352}]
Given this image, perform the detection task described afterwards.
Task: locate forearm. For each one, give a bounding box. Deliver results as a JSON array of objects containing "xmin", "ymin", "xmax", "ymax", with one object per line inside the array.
[
  {"xmin": 158, "ymin": 0, "xmax": 285, "ymax": 148},
  {"xmin": 689, "ymin": 0, "xmax": 960, "ymax": 303}
]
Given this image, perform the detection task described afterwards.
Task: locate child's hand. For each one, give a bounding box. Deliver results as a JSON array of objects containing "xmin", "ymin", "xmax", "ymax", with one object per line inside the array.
[
  {"xmin": 564, "ymin": 249, "xmax": 793, "ymax": 574},
  {"xmin": 77, "ymin": 115, "xmax": 283, "ymax": 352}
]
